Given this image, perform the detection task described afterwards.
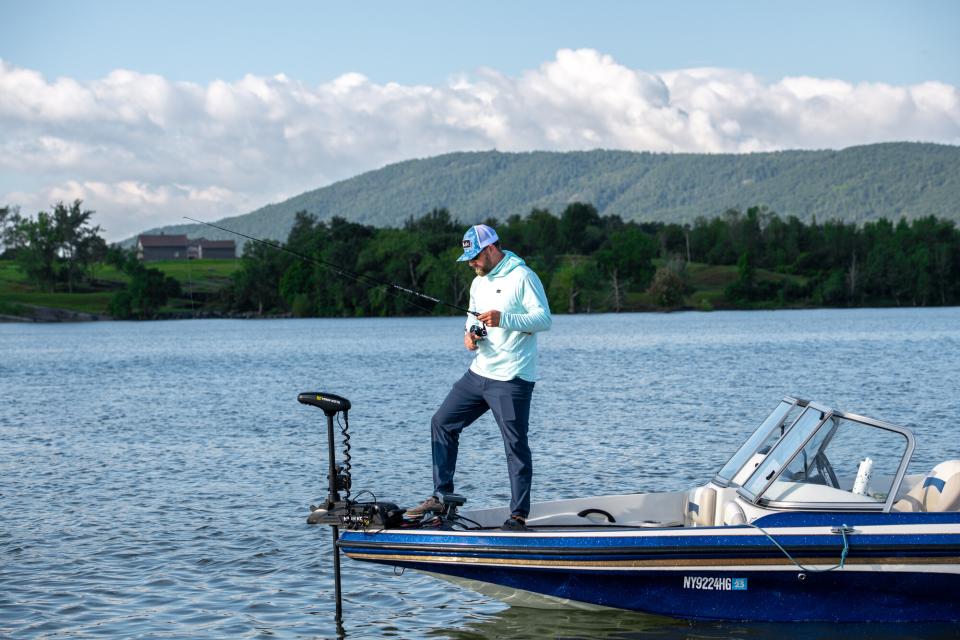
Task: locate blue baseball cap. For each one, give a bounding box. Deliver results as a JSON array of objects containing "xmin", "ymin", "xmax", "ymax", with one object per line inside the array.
[{"xmin": 457, "ymin": 224, "xmax": 499, "ymax": 262}]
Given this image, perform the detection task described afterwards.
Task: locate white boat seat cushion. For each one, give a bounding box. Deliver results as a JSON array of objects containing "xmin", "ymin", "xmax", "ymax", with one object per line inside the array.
[
  {"xmin": 722, "ymin": 501, "xmax": 747, "ymax": 526},
  {"xmin": 894, "ymin": 460, "xmax": 960, "ymax": 512},
  {"xmin": 686, "ymin": 486, "xmax": 717, "ymax": 526}
]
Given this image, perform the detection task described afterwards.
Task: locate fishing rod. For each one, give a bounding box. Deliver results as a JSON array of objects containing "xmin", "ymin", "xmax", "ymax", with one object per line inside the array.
[{"xmin": 183, "ymin": 216, "xmax": 479, "ymax": 318}]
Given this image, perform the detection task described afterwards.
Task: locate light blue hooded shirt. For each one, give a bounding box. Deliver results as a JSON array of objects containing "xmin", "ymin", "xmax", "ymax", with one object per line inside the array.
[{"xmin": 466, "ymin": 251, "xmax": 552, "ymax": 382}]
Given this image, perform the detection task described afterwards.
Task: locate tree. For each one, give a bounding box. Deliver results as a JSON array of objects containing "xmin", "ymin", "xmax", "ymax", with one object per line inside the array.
[
  {"xmin": 0, "ymin": 205, "xmax": 23, "ymax": 257},
  {"xmin": 558, "ymin": 202, "xmax": 603, "ymax": 254},
  {"xmin": 230, "ymin": 240, "xmax": 290, "ymax": 315},
  {"xmin": 908, "ymin": 216, "xmax": 958, "ymax": 306},
  {"xmin": 725, "ymin": 250, "xmax": 757, "ymax": 303},
  {"xmin": 125, "ymin": 268, "xmax": 173, "ymax": 318},
  {"xmin": 52, "ymin": 200, "xmax": 103, "ymax": 293},
  {"xmin": 657, "ymin": 223, "xmax": 687, "ymax": 259},
  {"xmin": 403, "ymin": 207, "xmax": 460, "ymax": 255},
  {"xmin": 279, "ymin": 261, "xmax": 315, "ymax": 313},
  {"xmin": 504, "ymin": 208, "xmax": 561, "ymax": 272},
  {"xmin": 319, "ymin": 217, "xmax": 376, "ymax": 316},
  {"xmin": 15, "ymin": 211, "xmax": 60, "ymax": 291},
  {"xmin": 12, "ymin": 200, "xmax": 103, "ymax": 292},
  {"xmin": 418, "ymin": 246, "xmax": 471, "ymax": 314},
  {"xmin": 549, "ymin": 256, "xmax": 603, "ymax": 313},
  {"xmin": 647, "ymin": 265, "xmax": 686, "ymax": 308},
  {"xmin": 814, "ymin": 269, "xmax": 848, "ymax": 306},
  {"xmin": 595, "ymin": 227, "xmax": 657, "ymax": 311},
  {"xmin": 106, "ymin": 246, "xmax": 181, "ymax": 319}
]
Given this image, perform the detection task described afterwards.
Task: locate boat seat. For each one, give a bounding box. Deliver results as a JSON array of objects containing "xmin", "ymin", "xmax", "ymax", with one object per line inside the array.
[
  {"xmin": 893, "ymin": 460, "xmax": 960, "ymax": 512},
  {"xmin": 722, "ymin": 501, "xmax": 747, "ymax": 526},
  {"xmin": 686, "ymin": 486, "xmax": 717, "ymax": 526}
]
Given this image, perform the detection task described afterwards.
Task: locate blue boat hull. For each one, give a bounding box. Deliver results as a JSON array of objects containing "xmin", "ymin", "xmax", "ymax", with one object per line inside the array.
[
  {"xmin": 339, "ymin": 513, "xmax": 960, "ymax": 622},
  {"xmin": 377, "ymin": 561, "xmax": 960, "ymax": 622}
]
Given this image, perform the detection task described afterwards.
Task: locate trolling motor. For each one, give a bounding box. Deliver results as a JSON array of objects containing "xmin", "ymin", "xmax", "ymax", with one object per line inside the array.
[
  {"xmin": 299, "ymin": 391, "xmax": 352, "ymax": 631},
  {"xmin": 299, "ymin": 391, "xmax": 408, "ymax": 632},
  {"xmin": 301, "ymin": 392, "xmax": 352, "ymax": 523},
  {"xmin": 298, "ymin": 392, "xmax": 476, "ymax": 631}
]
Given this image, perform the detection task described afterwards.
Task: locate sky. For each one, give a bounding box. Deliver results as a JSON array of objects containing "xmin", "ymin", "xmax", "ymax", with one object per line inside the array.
[{"xmin": 1, "ymin": 1, "xmax": 958, "ymax": 240}]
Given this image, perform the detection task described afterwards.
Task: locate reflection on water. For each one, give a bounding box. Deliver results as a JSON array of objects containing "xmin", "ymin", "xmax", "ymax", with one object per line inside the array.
[
  {"xmin": 1, "ymin": 307, "xmax": 958, "ymax": 638},
  {"xmin": 435, "ymin": 606, "xmax": 959, "ymax": 640}
]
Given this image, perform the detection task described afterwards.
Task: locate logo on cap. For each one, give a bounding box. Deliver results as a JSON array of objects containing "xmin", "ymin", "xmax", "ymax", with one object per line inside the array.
[{"xmin": 462, "ymin": 240, "xmax": 472, "ymax": 249}]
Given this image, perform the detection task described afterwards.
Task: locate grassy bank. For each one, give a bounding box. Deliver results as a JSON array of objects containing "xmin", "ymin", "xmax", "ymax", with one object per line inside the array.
[
  {"xmin": 683, "ymin": 262, "xmax": 809, "ymax": 310},
  {"xmin": 0, "ymin": 259, "xmax": 241, "ymax": 319}
]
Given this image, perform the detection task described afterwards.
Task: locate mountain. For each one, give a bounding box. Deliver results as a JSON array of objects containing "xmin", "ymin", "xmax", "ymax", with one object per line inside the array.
[{"xmin": 143, "ymin": 142, "xmax": 960, "ymax": 246}]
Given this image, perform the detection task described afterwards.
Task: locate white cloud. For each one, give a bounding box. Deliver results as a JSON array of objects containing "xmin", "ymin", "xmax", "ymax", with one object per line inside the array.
[
  {"xmin": 4, "ymin": 180, "xmax": 257, "ymax": 240},
  {"xmin": 1, "ymin": 51, "xmax": 958, "ymax": 240}
]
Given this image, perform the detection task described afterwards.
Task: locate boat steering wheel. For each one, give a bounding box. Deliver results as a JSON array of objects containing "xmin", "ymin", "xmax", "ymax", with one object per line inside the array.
[{"xmin": 814, "ymin": 451, "xmax": 840, "ymax": 488}]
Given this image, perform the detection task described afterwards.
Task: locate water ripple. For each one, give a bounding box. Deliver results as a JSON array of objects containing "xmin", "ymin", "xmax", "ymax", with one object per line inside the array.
[{"xmin": 1, "ymin": 308, "xmax": 959, "ymax": 637}]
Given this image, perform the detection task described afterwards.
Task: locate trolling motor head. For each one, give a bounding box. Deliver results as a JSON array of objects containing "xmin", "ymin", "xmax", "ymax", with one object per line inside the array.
[{"xmin": 298, "ymin": 392, "xmax": 351, "ymax": 416}]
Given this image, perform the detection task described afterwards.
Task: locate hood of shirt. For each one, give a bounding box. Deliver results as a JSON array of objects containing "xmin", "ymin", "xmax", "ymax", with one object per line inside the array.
[{"xmin": 485, "ymin": 250, "xmax": 525, "ymax": 279}]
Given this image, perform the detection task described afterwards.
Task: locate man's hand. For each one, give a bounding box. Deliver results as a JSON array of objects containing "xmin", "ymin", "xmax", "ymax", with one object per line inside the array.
[
  {"xmin": 464, "ymin": 331, "xmax": 480, "ymax": 351},
  {"xmin": 476, "ymin": 309, "xmax": 501, "ymax": 327}
]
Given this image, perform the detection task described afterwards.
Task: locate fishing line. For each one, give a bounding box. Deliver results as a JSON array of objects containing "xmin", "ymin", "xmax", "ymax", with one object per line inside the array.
[
  {"xmin": 743, "ymin": 521, "xmax": 850, "ymax": 572},
  {"xmin": 183, "ymin": 216, "xmax": 478, "ymax": 317}
]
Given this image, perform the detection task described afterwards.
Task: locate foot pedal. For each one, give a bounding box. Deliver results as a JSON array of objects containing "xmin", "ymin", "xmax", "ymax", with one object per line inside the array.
[{"xmin": 438, "ymin": 492, "xmax": 466, "ymax": 518}]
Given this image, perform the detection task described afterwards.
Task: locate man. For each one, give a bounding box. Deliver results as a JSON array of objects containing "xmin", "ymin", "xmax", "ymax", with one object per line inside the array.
[{"xmin": 406, "ymin": 224, "xmax": 552, "ymax": 531}]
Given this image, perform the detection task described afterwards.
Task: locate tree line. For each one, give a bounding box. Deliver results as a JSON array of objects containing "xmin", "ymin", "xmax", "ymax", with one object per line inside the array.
[
  {"xmin": 226, "ymin": 204, "xmax": 960, "ymax": 316},
  {"xmin": 4, "ymin": 200, "xmax": 958, "ymax": 318},
  {"xmin": 1, "ymin": 201, "xmax": 180, "ymax": 319},
  {"xmin": 675, "ymin": 207, "xmax": 960, "ymax": 307}
]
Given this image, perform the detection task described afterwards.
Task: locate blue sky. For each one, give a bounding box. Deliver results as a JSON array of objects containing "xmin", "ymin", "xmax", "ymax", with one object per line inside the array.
[
  {"xmin": 1, "ymin": 1, "xmax": 958, "ymax": 238},
  {"xmin": 2, "ymin": 1, "xmax": 957, "ymax": 86}
]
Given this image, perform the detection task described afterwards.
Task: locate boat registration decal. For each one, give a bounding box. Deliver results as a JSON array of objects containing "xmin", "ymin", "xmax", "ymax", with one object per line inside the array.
[{"xmin": 683, "ymin": 576, "xmax": 748, "ymax": 591}]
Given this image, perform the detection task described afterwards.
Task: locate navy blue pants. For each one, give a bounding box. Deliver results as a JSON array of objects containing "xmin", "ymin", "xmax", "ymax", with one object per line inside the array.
[{"xmin": 431, "ymin": 370, "xmax": 536, "ymax": 517}]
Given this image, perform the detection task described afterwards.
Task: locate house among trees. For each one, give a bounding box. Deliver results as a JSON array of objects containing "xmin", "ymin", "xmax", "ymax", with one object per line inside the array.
[
  {"xmin": 137, "ymin": 234, "xmax": 236, "ymax": 261},
  {"xmin": 190, "ymin": 239, "xmax": 236, "ymax": 259}
]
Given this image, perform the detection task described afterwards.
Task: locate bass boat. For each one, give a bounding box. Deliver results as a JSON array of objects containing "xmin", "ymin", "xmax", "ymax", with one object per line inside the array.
[{"xmin": 301, "ymin": 393, "xmax": 960, "ymax": 623}]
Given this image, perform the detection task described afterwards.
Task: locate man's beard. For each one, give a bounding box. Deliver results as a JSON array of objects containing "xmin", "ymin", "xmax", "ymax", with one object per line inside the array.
[{"xmin": 473, "ymin": 266, "xmax": 488, "ymax": 276}]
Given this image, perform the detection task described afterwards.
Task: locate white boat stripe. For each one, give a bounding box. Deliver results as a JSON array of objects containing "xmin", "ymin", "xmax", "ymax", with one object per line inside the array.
[
  {"xmin": 356, "ymin": 523, "xmax": 960, "ymax": 538},
  {"xmin": 346, "ymin": 553, "xmax": 960, "ymax": 574}
]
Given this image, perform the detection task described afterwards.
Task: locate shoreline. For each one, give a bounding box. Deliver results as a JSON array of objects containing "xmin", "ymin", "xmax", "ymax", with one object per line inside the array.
[
  {"xmin": 0, "ymin": 305, "xmax": 110, "ymax": 323},
  {"xmin": 4, "ymin": 303, "xmax": 957, "ymax": 323}
]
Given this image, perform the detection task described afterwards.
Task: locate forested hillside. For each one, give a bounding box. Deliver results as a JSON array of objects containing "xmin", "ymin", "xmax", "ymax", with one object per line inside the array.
[
  {"xmin": 225, "ymin": 205, "xmax": 960, "ymax": 317},
  {"xmin": 146, "ymin": 142, "xmax": 959, "ymax": 244}
]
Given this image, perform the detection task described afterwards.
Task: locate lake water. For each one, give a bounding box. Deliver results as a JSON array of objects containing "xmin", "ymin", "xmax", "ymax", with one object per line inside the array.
[{"xmin": 2, "ymin": 308, "xmax": 959, "ymax": 639}]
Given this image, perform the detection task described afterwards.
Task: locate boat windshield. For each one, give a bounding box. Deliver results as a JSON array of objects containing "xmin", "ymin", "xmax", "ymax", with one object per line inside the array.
[
  {"xmin": 714, "ymin": 397, "xmax": 806, "ymax": 487},
  {"xmin": 740, "ymin": 404, "xmax": 913, "ymax": 510}
]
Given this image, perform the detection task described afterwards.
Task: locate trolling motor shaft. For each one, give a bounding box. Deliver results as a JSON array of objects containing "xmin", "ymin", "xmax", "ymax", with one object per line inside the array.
[
  {"xmin": 300, "ymin": 392, "xmax": 352, "ymax": 522},
  {"xmin": 298, "ymin": 391, "xmax": 352, "ymax": 632}
]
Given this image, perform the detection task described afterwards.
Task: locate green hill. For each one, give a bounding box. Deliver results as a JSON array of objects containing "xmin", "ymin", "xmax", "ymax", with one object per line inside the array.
[{"xmin": 144, "ymin": 142, "xmax": 960, "ymax": 246}]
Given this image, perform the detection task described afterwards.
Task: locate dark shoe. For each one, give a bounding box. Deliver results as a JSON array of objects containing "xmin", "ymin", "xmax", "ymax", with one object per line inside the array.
[
  {"xmin": 405, "ymin": 496, "xmax": 442, "ymax": 518},
  {"xmin": 500, "ymin": 515, "xmax": 529, "ymax": 531}
]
